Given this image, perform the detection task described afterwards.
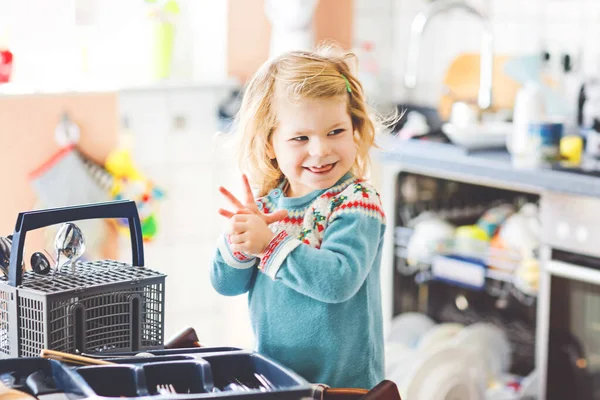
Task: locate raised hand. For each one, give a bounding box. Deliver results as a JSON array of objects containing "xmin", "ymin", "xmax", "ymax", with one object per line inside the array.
[
  {"xmin": 226, "ymin": 212, "xmax": 275, "ymax": 256},
  {"xmin": 218, "ymin": 174, "xmax": 287, "ymax": 224}
]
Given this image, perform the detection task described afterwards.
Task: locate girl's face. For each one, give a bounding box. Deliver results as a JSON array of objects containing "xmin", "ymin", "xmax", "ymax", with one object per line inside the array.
[{"xmin": 269, "ymin": 95, "xmax": 357, "ymax": 198}]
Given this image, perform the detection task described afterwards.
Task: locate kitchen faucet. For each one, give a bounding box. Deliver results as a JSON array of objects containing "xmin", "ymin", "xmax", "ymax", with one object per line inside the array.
[{"xmin": 403, "ymin": 0, "xmax": 493, "ymax": 110}]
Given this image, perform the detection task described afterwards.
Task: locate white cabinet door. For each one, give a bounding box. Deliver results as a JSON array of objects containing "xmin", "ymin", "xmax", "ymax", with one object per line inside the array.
[{"xmin": 118, "ymin": 90, "xmax": 169, "ymax": 168}]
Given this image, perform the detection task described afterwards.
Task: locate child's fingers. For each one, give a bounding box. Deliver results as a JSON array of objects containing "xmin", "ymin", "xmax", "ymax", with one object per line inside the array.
[
  {"xmin": 218, "ymin": 208, "xmax": 235, "ymax": 219},
  {"xmin": 231, "ymin": 214, "xmax": 250, "ymax": 223},
  {"xmin": 228, "ymin": 233, "xmax": 248, "ymax": 245},
  {"xmin": 242, "ymin": 175, "xmax": 255, "ymax": 206},
  {"xmin": 264, "ymin": 209, "xmax": 288, "ymax": 224},
  {"xmin": 219, "ymin": 186, "xmax": 245, "ymax": 210},
  {"xmin": 230, "ymin": 222, "xmax": 247, "ymax": 235}
]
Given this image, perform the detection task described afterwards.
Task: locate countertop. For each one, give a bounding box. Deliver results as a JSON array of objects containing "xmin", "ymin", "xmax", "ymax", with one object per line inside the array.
[{"xmin": 375, "ymin": 137, "xmax": 600, "ymax": 198}]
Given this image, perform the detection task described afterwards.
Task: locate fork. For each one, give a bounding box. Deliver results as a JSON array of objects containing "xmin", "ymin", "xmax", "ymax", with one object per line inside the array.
[{"xmin": 156, "ymin": 384, "xmax": 177, "ymax": 395}]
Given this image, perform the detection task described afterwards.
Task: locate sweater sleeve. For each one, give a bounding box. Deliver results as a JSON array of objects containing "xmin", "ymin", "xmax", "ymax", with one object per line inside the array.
[
  {"xmin": 258, "ymin": 188, "xmax": 386, "ymax": 304},
  {"xmin": 210, "ymin": 194, "xmax": 274, "ymax": 296},
  {"xmin": 210, "ymin": 234, "xmax": 258, "ymax": 296}
]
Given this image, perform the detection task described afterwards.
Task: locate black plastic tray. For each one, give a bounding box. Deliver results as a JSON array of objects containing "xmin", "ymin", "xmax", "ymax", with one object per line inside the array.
[
  {"xmin": 0, "ymin": 347, "xmax": 312, "ymax": 399},
  {"xmin": 0, "ymin": 358, "xmax": 87, "ymax": 399}
]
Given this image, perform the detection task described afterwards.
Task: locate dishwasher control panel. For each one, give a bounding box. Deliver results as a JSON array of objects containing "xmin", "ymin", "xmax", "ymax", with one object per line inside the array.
[{"xmin": 541, "ymin": 192, "xmax": 600, "ymax": 258}]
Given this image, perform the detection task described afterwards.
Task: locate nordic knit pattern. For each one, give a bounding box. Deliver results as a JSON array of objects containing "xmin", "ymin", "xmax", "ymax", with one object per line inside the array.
[{"xmin": 211, "ymin": 172, "xmax": 386, "ymax": 389}]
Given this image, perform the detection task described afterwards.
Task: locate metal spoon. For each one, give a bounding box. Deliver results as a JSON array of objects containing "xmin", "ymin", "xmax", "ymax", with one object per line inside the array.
[{"xmin": 54, "ymin": 223, "xmax": 85, "ymax": 274}]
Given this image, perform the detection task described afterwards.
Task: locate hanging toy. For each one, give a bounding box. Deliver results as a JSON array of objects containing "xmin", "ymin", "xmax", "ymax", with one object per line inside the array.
[{"xmin": 104, "ymin": 146, "xmax": 165, "ymax": 242}]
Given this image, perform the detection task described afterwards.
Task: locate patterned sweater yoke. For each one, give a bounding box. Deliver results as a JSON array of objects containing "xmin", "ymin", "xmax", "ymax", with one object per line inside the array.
[{"xmin": 257, "ymin": 174, "xmax": 385, "ymax": 248}]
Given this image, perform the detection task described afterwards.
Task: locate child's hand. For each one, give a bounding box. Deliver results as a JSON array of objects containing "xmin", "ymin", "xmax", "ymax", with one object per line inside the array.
[
  {"xmin": 218, "ymin": 174, "xmax": 287, "ymax": 224},
  {"xmin": 227, "ymin": 211, "xmax": 274, "ymax": 256}
]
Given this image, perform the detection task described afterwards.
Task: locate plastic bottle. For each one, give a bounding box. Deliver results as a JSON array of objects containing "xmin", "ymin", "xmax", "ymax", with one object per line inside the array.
[{"xmin": 508, "ymin": 82, "xmax": 546, "ymax": 168}]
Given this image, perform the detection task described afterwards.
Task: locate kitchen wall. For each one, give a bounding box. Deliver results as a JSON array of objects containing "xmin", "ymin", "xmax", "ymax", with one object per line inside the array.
[
  {"xmin": 0, "ymin": 0, "xmax": 229, "ymax": 89},
  {"xmin": 0, "ymin": 0, "xmax": 353, "ymax": 92},
  {"xmin": 354, "ymin": 0, "xmax": 600, "ymax": 107},
  {"xmin": 0, "ymin": 92, "xmax": 120, "ymax": 266},
  {"xmin": 227, "ymin": 0, "xmax": 353, "ymax": 82}
]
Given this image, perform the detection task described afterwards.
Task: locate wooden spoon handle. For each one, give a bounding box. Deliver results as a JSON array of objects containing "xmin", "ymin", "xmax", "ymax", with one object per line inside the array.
[
  {"xmin": 40, "ymin": 349, "xmax": 115, "ymax": 366},
  {"xmin": 0, "ymin": 381, "xmax": 36, "ymax": 399}
]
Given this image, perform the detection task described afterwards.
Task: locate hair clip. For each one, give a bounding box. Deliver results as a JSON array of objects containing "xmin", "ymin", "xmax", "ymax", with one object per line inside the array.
[{"xmin": 341, "ymin": 74, "xmax": 352, "ymax": 93}]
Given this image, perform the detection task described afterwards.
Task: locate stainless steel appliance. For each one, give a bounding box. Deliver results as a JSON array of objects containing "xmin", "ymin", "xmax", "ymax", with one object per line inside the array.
[{"xmin": 538, "ymin": 192, "xmax": 600, "ymax": 399}]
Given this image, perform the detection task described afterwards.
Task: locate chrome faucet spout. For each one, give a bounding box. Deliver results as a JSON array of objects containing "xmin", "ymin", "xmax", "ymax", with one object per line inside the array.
[{"xmin": 403, "ymin": 0, "xmax": 493, "ymax": 110}]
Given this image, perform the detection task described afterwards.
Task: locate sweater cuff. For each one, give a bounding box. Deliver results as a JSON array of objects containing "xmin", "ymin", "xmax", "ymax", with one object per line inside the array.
[
  {"xmin": 259, "ymin": 231, "xmax": 301, "ymax": 280},
  {"xmin": 217, "ymin": 234, "xmax": 257, "ymax": 269}
]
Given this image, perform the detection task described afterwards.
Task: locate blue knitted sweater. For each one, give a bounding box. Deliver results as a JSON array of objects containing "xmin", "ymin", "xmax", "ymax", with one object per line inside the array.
[{"xmin": 211, "ymin": 173, "xmax": 386, "ymax": 389}]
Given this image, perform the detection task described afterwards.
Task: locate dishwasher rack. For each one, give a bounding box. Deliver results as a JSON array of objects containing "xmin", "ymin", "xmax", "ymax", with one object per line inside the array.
[{"xmin": 392, "ymin": 172, "xmax": 539, "ymax": 376}]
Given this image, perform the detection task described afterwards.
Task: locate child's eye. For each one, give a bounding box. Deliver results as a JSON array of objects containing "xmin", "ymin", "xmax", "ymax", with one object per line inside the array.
[
  {"xmin": 328, "ymin": 129, "xmax": 345, "ymax": 136},
  {"xmin": 290, "ymin": 136, "xmax": 308, "ymax": 142}
]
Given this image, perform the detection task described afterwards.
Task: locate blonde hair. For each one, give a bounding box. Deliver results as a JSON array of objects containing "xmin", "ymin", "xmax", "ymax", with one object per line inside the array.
[{"xmin": 235, "ymin": 43, "xmax": 384, "ymax": 197}]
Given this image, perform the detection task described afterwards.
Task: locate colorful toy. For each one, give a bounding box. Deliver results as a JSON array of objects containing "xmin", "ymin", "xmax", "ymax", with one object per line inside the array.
[{"xmin": 104, "ymin": 147, "xmax": 165, "ymax": 242}]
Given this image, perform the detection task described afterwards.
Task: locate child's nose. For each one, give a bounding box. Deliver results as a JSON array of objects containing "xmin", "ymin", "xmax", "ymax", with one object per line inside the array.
[{"xmin": 309, "ymin": 139, "xmax": 331, "ymax": 156}]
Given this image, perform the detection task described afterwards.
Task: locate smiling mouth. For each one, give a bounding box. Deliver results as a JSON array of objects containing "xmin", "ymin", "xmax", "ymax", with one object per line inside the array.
[{"xmin": 304, "ymin": 163, "xmax": 337, "ymax": 174}]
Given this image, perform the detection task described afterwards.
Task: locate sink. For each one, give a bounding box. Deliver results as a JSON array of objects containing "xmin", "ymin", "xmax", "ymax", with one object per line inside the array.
[
  {"xmin": 441, "ymin": 121, "xmax": 511, "ymax": 151},
  {"xmin": 391, "ymin": 103, "xmax": 443, "ymax": 135}
]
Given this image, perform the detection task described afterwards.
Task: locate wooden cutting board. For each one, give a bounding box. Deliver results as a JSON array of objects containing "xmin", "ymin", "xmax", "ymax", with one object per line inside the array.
[{"xmin": 438, "ymin": 53, "xmax": 521, "ymax": 121}]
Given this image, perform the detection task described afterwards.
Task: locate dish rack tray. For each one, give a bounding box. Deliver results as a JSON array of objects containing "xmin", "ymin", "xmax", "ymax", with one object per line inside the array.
[
  {"xmin": 0, "ymin": 347, "xmax": 313, "ymax": 399},
  {"xmin": 0, "ymin": 200, "xmax": 166, "ymax": 358}
]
